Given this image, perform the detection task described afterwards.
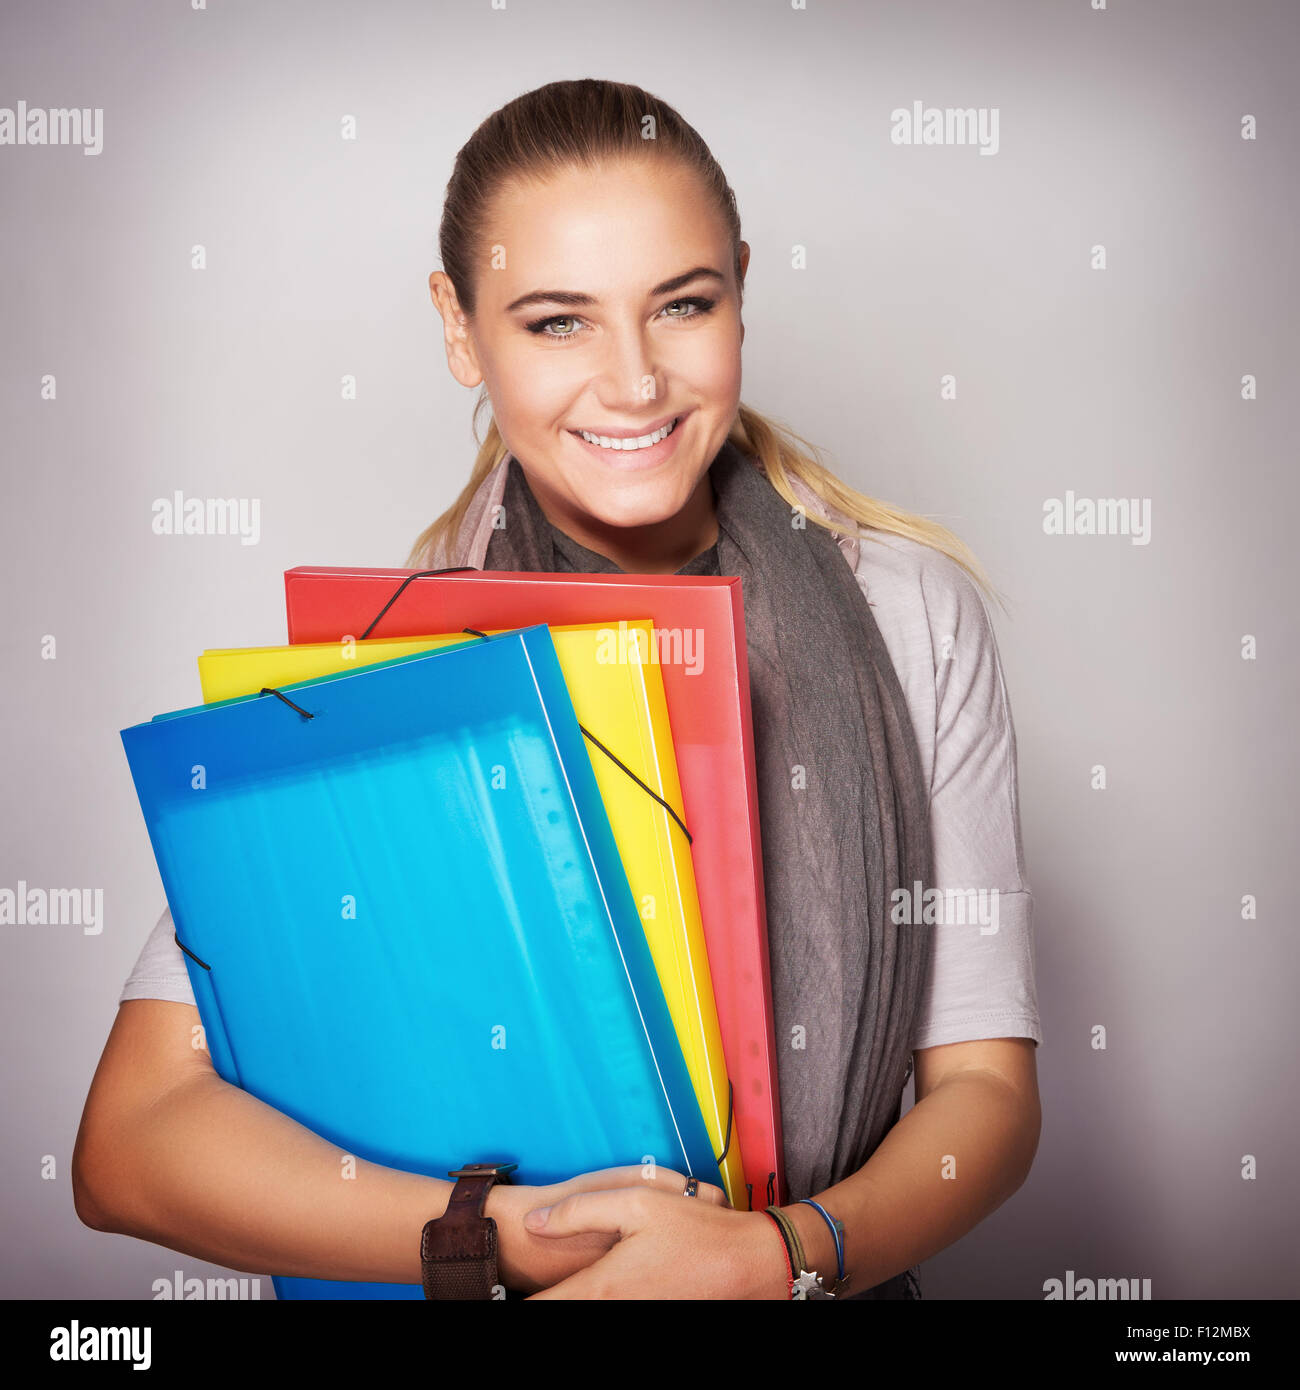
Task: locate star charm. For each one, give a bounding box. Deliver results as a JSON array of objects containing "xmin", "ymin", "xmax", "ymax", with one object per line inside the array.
[{"xmin": 792, "ymin": 1269, "xmax": 833, "ymax": 1299}]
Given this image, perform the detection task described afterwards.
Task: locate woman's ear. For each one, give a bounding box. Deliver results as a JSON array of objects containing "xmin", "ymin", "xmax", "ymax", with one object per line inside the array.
[{"xmin": 428, "ymin": 270, "xmax": 483, "ymax": 389}]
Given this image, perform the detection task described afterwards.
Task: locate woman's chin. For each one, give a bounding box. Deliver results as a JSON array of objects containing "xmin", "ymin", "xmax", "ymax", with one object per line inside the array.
[{"xmin": 561, "ymin": 468, "xmax": 694, "ymax": 525}]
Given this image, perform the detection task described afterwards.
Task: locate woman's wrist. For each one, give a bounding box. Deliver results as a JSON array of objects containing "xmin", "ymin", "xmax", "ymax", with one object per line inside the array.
[
  {"xmin": 742, "ymin": 1201, "xmax": 844, "ymax": 1299},
  {"xmin": 483, "ymin": 1181, "xmax": 542, "ymax": 1293},
  {"xmin": 484, "ymin": 1179, "xmax": 624, "ymax": 1294},
  {"xmin": 731, "ymin": 1210, "xmax": 799, "ymax": 1299},
  {"xmin": 781, "ymin": 1199, "xmax": 840, "ymax": 1287}
]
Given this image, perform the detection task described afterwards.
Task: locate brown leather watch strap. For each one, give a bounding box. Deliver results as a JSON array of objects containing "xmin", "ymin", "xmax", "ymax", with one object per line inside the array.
[{"xmin": 421, "ymin": 1163, "xmax": 517, "ymax": 1300}]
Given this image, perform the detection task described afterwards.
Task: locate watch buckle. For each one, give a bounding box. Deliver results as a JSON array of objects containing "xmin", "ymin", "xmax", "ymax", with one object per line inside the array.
[{"xmin": 447, "ymin": 1162, "xmax": 518, "ymax": 1180}]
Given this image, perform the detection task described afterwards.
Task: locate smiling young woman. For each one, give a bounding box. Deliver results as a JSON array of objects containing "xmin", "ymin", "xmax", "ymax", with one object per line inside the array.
[
  {"xmin": 408, "ymin": 79, "xmax": 1043, "ymax": 1299},
  {"xmin": 79, "ymin": 78, "xmax": 1041, "ymax": 1304}
]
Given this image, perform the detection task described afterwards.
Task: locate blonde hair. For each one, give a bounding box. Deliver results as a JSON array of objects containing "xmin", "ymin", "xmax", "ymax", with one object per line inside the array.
[{"xmin": 408, "ymin": 78, "xmax": 1002, "ymax": 609}]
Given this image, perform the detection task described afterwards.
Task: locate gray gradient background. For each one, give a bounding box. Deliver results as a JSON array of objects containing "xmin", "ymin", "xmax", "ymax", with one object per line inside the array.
[{"xmin": 2, "ymin": 0, "xmax": 1297, "ymax": 1300}]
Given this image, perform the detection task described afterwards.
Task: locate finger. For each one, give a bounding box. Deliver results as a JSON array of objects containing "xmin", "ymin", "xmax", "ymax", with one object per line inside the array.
[
  {"xmin": 601, "ymin": 1164, "xmax": 727, "ymax": 1205},
  {"xmin": 524, "ymin": 1186, "xmax": 650, "ymax": 1240},
  {"xmin": 543, "ymin": 1165, "xmax": 728, "ymax": 1207},
  {"xmin": 555, "ymin": 1164, "xmax": 697, "ymax": 1197},
  {"xmin": 525, "ymin": 1237, "xmax": 684, "ymax": 1301},
  {"xmin": 558, "ymin": 1165, "xmax": 668, "ymax": 1193},
  {"xmin": 524, "ymin": 1265, "xmax": 605, "ymax": 1300},
  {"xmin": 635, "ymin": 1165, "xmax": 727, "ymax": 1205},
  {"xmin": 521, "ymin": 1237, "xmax": 651, "ymax": 1300}
]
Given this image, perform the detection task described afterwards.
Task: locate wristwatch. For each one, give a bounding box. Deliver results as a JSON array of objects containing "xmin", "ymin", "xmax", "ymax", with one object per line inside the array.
[{"xmin": 420, "ymin": 1162, "xmax": 518, "ymax": 1300}]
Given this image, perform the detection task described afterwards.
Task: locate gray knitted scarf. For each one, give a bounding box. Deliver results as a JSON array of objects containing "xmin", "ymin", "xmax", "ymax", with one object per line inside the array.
[{"xmin": 483, "ymin": 441, "xmax": 932, "ymax": 1299}]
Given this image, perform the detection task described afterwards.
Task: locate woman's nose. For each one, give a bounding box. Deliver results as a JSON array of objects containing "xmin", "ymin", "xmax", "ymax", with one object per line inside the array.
[{"xmin": 590, "ymin": 325, "xmax": 664, "ymax": 408}]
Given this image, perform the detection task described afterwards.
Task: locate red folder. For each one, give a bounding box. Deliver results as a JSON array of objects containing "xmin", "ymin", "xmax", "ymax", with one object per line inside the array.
[{"xmin": 284, "ymin": 566, "xmax": 785, "ymax": 1207}]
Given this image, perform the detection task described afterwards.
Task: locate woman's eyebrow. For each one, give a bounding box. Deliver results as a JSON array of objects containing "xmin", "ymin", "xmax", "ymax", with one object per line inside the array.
[{"xmin": 504, "ymin": 266, "xmax": 725, "ymax": 314}]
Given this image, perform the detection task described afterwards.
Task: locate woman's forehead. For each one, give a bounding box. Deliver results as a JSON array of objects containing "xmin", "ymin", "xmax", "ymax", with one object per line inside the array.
[{"xmin": 477, "ymin": 167, "xmax": 730, "ymax": 301}]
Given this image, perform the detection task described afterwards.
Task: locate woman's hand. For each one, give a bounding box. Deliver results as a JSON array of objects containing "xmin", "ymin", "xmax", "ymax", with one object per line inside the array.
[
  {"xmin": 519, "ymin": 1186, "xmax": 792, "ymax": 1299},
  {"xmin": 486, "ymin": 1165, "xmax": 728, "ymax": 1295}
]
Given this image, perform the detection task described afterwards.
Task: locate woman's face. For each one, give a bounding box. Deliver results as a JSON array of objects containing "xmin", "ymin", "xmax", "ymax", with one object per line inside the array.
[{"xmin": 430, "ymin": 156, "xmax": 748, "ymax": 570}]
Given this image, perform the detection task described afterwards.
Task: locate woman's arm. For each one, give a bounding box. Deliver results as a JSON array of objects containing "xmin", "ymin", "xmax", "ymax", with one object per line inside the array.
[
  {"xmin": 775, "ymin": 1035, "xmax": 1041, "ymax": 1294},
  {"xmin": 72, "ymin": 999, "xmax": 715, "ymax": 1291},
  {"xmin": 520, "ymin": 1035, "xmax": 1040, "ymax": 1298}
]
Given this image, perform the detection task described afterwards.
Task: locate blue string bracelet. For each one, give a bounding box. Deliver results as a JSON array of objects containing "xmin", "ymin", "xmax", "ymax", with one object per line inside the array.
[{"xmin": 798, "ymin": 1197, "xmax": 846, "ymax": 1285}]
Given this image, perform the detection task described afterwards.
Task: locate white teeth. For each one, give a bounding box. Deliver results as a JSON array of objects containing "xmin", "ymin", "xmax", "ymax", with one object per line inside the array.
[{"xmin": 577, "ymin": 417, "xmax": 677, "ymax": 450}]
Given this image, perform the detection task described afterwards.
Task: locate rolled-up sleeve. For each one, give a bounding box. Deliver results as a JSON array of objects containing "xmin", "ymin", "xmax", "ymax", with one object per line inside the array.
[
  {"xmin": 855, "ymin": 530, "xmax": 1041, "ymax": 1052},
  {"xmin": 911, "ymin": 554, "xmax": 1041, "ymax": 1050},
  {"xmin": 118, "ymin": 903, "xmax": 197, "ymax": 1006}
]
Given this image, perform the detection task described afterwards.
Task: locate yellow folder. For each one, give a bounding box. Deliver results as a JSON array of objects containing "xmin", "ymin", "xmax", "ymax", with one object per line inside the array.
[{"xmin": 197, "ymin": 626, "xmax": 748, "ymax": 1209}]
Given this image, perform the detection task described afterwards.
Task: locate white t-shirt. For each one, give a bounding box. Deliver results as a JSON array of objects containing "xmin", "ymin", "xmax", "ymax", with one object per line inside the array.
[{"xmin": 119, "ymin": 518, "xmax": 1042, "ymax": 1054}]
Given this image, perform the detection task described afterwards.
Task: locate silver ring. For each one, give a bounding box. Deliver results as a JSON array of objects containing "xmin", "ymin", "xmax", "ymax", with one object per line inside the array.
[{"xmin": 682, "ymin": 1177, "xmax": 700, "ymax": 1198}]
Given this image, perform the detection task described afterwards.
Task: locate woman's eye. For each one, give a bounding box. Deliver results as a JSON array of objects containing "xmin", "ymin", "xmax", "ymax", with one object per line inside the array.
[
  {"xmin": 528, "ymin": 315, "xmax": 581, "ymax": 338},
  {"xmin": 524, "ymin": 296, "xmax": 716, "ymax": 341}
]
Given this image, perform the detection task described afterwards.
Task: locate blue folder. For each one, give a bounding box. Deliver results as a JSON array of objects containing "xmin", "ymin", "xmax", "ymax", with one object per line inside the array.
[{"xmin": 120, "ymin": 625, "xmax": 720, "ymax": 1299}]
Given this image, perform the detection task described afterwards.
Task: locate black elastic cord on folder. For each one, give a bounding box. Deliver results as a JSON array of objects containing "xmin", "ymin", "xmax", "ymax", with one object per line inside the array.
[
  {"xmin": 745, "ymin": 1173, "xmax": 777, "ymax": 1211},
  {"xmin": 745, "ymin": 1174, "xmax": 778, "ymax": 1211},
  {"xmin": 715, "ymin": 1079, "xmax": 734, "ymax": 1167},
  {"xmin": 174, "ymin": 932, "xmax": 211, "ymax": 972},
  {"xmin": 359, "ymin": 568, "xmax": 478, "ymax": 641},
  {"xmin": 172, "ymin": 685, "xmax": 320, "ymax": 966},
  {"xmin": 577, "ymin": 725, "xmax": 693, "ymax": 846},
  {"xmin": 359, "ymin": 572, "xmax": 695, "ymax": 843},
  {"xmin": 259, "ymin": 687, "xmax": 314, "ymax": 719},
  {"xmin": 174, "ymin": 574, "xmax": 697, "ymax": 972}
]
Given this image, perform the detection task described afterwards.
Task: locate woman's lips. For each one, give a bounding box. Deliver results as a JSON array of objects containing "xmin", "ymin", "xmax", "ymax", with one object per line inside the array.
[{"xmin": 568, "ymin": 413, "xmax": 687, "ymax": 470}]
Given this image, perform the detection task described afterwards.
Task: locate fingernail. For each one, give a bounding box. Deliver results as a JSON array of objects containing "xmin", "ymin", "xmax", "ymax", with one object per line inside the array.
[{"xmin": 524, "ymin": 1206, "xmax": 550, "ymax": 1229}]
